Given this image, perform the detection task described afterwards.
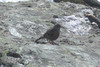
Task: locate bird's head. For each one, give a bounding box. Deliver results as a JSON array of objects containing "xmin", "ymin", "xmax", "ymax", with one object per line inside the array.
[
  {"xmin": 53, "ymin": 24, "xmax": 61, "ymax": 31},
  {"xmin": 54, "ymin": 24, "xmax": 65, "ymax": 29},
  {"xmin": 55, "ymin": 24, "xmax": 61, "ymax": 28}
]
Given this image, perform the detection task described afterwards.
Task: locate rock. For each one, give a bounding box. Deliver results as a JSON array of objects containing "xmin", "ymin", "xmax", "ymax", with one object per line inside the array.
[
  {"xmin": 0, "ymin": 0, "xmax": 29, "ymax": 2},
  {"xmin": 0, "ymin": 56, "xmax": 20, "ymax": 67},
  {"xmin": 53, "ymin": 0, "xmax": 61, "ymax": 2},
  {"xmin": 83, "ymin": 0, "xmax": 100, "ymax": 8},
  {"xmin": 84, "ymin": 14, "xmax": 100, "ymax": 28},
  {"xmin": 0, "ymin": 53, "xmax": 2, "ymax": 57},
  {"xmin": 7, "ymin": 51, "xmax": 22, "ymax": 58},
  {"xmin": 0, "ymin": 0, "xmax": 100, "ymax": 67}
]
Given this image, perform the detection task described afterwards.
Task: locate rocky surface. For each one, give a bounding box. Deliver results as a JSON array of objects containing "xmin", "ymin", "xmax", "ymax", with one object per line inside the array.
[
  {"xmin": 0, "ymin": 0, "xmax": 100, "ymax": 67},
  {"xmin": 83, "ymin": 0, "xmax": 100, "ymax": 8}
]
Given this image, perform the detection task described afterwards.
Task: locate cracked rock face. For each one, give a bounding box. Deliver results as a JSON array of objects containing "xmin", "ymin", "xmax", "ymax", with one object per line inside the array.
[{"xmin": 0, "ymin": 0, "xmax": 100, "ymax": 67}]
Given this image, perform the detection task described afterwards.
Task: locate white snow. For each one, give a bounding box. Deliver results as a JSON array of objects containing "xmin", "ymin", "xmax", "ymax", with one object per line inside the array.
[
  {"xmin": 64, "ymin": 15, "xmax": 91, "ymax": 35},
  {"xmin": 9, "ymin": 26, "xmax": 22, "ymax": 38},
  {"xmin": 56, "ymin": 15, "xmax": 91, "ymax": 35},
  {"xmin": 98, "ymin": 0, "xmax": 100, "ymax": 2}
]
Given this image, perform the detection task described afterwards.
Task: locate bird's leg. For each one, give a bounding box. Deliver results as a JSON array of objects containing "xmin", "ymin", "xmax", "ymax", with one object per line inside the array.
[
  {"xmin": 48, "ymin": 40, "xmax": 59, "ymax": 45},
  {"xmin": 48, "ymin": 40, "xmax": 53, "ymax": 44}
]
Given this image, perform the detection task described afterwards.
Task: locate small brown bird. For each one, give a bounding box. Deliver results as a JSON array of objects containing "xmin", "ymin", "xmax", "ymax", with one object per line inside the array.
[{"xmin": 35, "ymin": 24, "xmax": 61, "ymax": 45}]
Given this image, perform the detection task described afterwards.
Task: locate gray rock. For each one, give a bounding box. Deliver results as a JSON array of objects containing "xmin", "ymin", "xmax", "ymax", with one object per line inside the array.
[
  {"xmin": 0, "ymin": 0, "xmax": 100, "ymax": 67},
  {"xmin": 83, "ymin": 0, "xmax": 100, "ymax": 8}
]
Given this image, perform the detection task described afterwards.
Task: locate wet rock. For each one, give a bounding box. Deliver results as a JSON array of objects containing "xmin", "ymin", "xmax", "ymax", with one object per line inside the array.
[
  {"xmin": 7, "ymin": 51, "xmax": 22, "ymax": 58},
  {"xmin": 53, "ymin": 0, "xmax": 61, "ymax": 2}
]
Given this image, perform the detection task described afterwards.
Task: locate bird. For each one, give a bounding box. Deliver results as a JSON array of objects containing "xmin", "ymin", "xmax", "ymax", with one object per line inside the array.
[
  {"xmin": 35, "ymin": 24, "xmax": 61, "ymax": 45},
  {"xmin": 84, "ymin": 13, "xmax": 100, "ymax": 28}
]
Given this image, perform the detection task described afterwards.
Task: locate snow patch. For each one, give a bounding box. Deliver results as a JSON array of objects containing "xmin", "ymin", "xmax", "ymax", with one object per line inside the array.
[
  {"xmin": 56, "ymin": 15, "xmax": 91, "ymax": 35},
  {"xmin": 98, "ymin": 0, "xmax": 100, "ymax": 2},
  {"xmin": 64, "ymin": 15, "xmax": 91, "ymax": 35},
  {"xmin": 9, "ymin": 26, "xmax": 22, "ymax": 38}
]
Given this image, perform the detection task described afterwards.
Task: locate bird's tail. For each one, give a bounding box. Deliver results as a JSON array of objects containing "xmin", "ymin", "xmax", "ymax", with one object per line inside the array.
[{"xmin": 35, "ymin": 36, "xmax": 45, "ymax": 43}]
